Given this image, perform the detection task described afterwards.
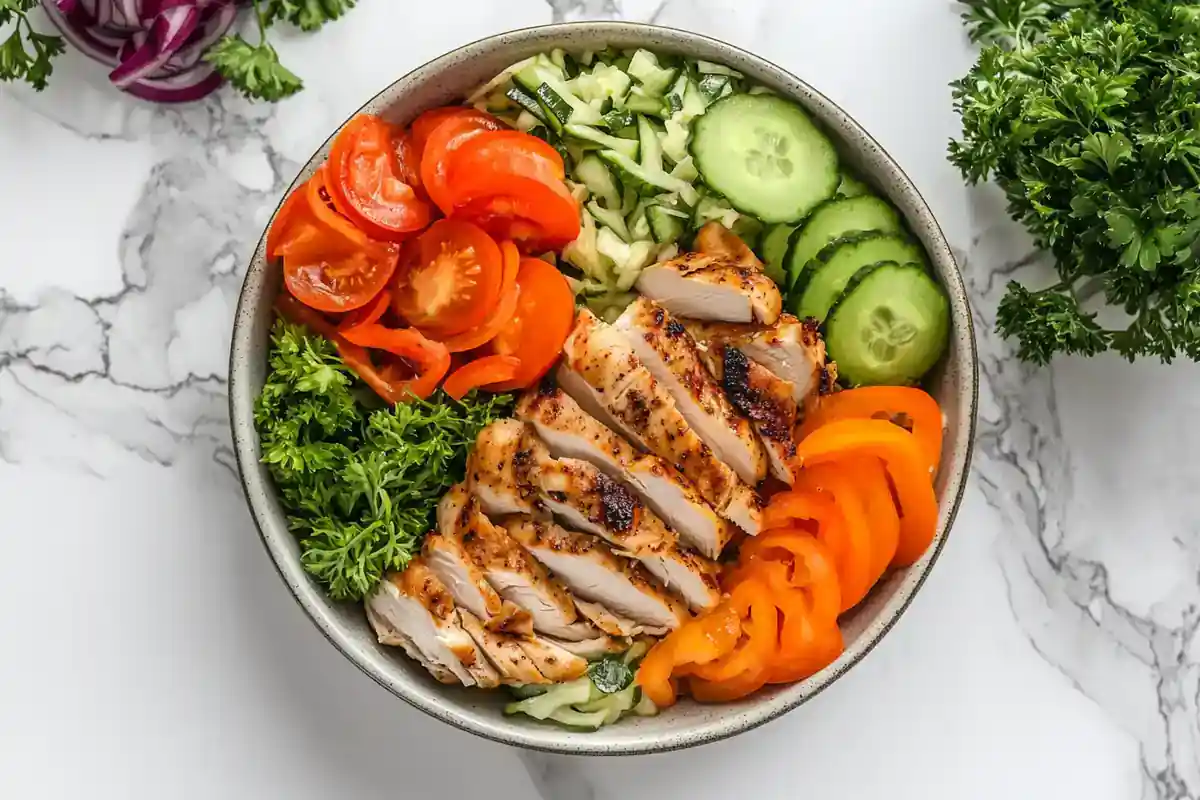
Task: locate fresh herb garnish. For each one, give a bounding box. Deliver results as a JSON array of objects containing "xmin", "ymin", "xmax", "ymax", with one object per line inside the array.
[
  {"xmin": 950, "ymin": 0, "xmax": 1200, "ymax": 364},
  {"xmin": 255, "ymin": 319, "xmax": 512, "ymax": 601},
  {"xmin": 0, "ymin": 0, "xmax": 65, "ymax": 91},
  {"xmin": 587, "ymin": 656, "xmax": 634, "ymax": 694},
  {"xmin": 208, "ymin": 0, "xmax": 355, "ymax": 102}
]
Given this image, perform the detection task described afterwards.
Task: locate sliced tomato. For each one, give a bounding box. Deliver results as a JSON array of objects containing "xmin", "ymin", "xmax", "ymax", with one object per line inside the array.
[
  {"xmin": 442, "ymin": 355, "xmax": 521, "ymax": 400},
  {"xmin": 410, "ymin": 106, "xmax": 477, "ymax": 159},
  {"xmin": 338, "ymin": 289, "xmax": 392, "ymax": 334},
  {"xmin": 435, "ymin": 241, "xmax": 520, "ymax": 352},
  {"xmin": 340, "ymin": 323, "xmax": 451, "ymax": 401},
  {"xmin": 443, "ymin": 130, "xmax": 567, "ymax": 206},
  {"xmin": 392, "ymin": 129, "xmax": 423, "ymax": 190},
  {"xmin": 274, "ymin": 293, "xmax": 339, "ymax": 339},
  {"xmin": 452, "ymin": 176, "xmax": 581, "ymax": 253},
  {"xmin": 266, "ymin": 179, "xmax": 311, "ymax": 260},
  {"xmin": 283, "ymin": 238, "xmax": 400, "ymax": 314},
  {"xmin": 419, "ymin": 111, "xmax": 505, "ymax": 214},
  {"xmin": 326, "ymin": 115, "xmax": 432, "ymax": 241},
  {"xmin": 487, "ymin": 258, "xmax": 576, "ymax": 391},
  {"xmin": 391, "ymin": 219, "xmax": 504, "ymax": 337}
]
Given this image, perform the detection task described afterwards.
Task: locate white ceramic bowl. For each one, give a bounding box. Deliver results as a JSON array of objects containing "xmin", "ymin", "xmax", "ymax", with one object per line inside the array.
[{"xmin": 229, "ymin": 22, "xmax": 979, "ymax": 755}]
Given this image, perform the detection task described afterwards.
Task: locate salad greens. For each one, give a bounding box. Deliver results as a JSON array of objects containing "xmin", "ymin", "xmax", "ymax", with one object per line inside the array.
[
  {"xmin": 255, "ymin": 319, "xmax": 512, "ymax": 601},
  {"xmin": 951, "ymin": 0, "xmax": 1200, "ymax": 364}
]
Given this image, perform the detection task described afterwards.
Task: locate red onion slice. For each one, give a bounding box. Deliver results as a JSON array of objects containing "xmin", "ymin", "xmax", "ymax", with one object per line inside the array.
[{"xmin": 108, "ymin": 5, "xmax": 199, "ymax": 88}]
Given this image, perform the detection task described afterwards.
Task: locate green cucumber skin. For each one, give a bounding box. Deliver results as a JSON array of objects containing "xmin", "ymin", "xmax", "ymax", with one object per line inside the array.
[
  {"xmin": 689, "ymin": 94, "xmax": 839, "ymax": 225},
  {"xmin": 824, "ymin": 262, "xmax": 950, "ymax": 387},
  {"xmin": 791, "ymin": 231, "xmax": 927, "ymax": 320},
  {"xmin": 785, "ymin": 196, "xmax": 903, "ymax": 292}
]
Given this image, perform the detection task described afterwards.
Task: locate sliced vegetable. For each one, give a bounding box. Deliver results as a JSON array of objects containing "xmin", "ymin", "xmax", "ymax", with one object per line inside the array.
[
  {"xmin": 419, "ymin": 110, "xmax": 506, "ymax": 214},
  {"xmin": 786, "ymin": 196, "xmax": 903, "ymax": 290},
  {"xmin": 488, "ymin": 258, "xmax": 576, "ymax": 390},
  {"xmin": 391, "ymin": 220, "xmax": 504, "ymax": 338},
  {"xmin": 442, "ymin": 355, "xmax": 521, "ymax": 400},
  {"xmin": 792, "ymin": 465, "xmax": 877, "ymax": 610},
  {"xmin": 798, "ymin": 387, "xmax": 944, "ymax": 473},
  {"xmin": 453, "ymin": 176, "xmax": 581, "ymax": 253},
  {"xmin": 338, "ymin": 289, "xmax": 392, "ymax": 335},
  {"xmin": 793, "ymin": 232, "xmax": 926, "ymax": 322},
  {"xmin": 282, "ymin": 228, "xmax": 399, "ymax": 314},
  {"xmin": 340, "ymin": 323, "xmax": 452, "ymax": 402}
]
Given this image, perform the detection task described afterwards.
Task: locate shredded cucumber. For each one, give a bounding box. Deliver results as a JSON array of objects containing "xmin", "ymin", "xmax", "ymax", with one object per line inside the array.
[{"xmin": 503, "ymin": 643, "xmax": 653, "ymax": 730}]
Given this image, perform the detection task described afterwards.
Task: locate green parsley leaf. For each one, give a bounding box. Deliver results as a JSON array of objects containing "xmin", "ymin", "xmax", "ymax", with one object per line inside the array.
[
  {"xmin": 263, "ymin": 0, "xmax": 358, "ymax": 32},
  {"xmin": 0, "ymin": 1, "xmax": 65, "ymax": 91},
  {"xmin": 588, "ymin": 657, "xmax": 634, "ymax": 694},
  {"xmin": 255, "ymin": 319, "xmax": 513, "ymax": 601},
  {"xmin": 951, "ymin": 0, "xmax": 1200, "ymax": 363},
  {"xmin": 205, "ymin": 34, "xmax": 303, "ymax": 102}
]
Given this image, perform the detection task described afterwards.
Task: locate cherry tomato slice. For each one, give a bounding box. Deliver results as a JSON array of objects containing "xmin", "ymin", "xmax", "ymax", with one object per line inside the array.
[
  {"xmin": 266, "ymin": 179, "xmax": 311, "ymax": 260},
  {"xmin": 391, "ymin": 219, "xmax": 504, "ymax": 337},
  {"xmin": 419, "ymin": 111, "xmax": 505, "ymax": 214},
  {"xmin": 434, "ymin": 241, "xmax": 521, "ymax": 353},
  {"xmin": 452, "ymin": 176, "xmax": 581, "ymax": 253},
  {"xmin": 340, "ymin": 323, "xmax": 451, "ymax": 401},
  {"xmin": 338, "ymin": 289, "xmax": 392, "ymax": 334},
  {"xmin": 283, "ymin": 229, "xmax": 399, "ymax": 314},
  {"xmin": 487, "ymin": 258, "xmax": 576, "ymax": 391},
  {"xmin": 442, "ymin": 355, "xmax": 521, "ymax": 400},
  {"xmin": 444, "ymin": 130, "xmax": 567, "ymax": 206},
  {"xmin": 327, "ymin": 115, "xmax": 432, "ymax": 241},
  {"xmin": 410, "ymin": 106, "xmax": 477, "ymax": 159}
]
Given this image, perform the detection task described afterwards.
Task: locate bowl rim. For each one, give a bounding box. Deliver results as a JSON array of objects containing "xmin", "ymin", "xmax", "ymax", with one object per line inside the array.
[{"xmin": 229, "ymin": 20, "xmax": 979, "ymax": 756}]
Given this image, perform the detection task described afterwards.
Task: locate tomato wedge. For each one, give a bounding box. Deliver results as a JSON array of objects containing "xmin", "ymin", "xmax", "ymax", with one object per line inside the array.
[
  {"xmin": 452, "ymin": 176, "xmax": 581, "ymax": 253},
  {"xmin": 326, "ymin": 115, "xmax": 432, "ymax": 241},
  {"xmin": 419, "ymin": 111, "xmax": 505, "ymax": 214},
  {"xmin": 391, "ymin": 219, "xmax": 504, "ymax": 337},
  {"xmin": 444, "ymin": 130, "xmax": 567, "ymax": 205},
  {"xmin": 435, "ymin": 241, "xmax": 520, "ymax": 352},
  {"xmin": 442, "ymin": 355, "xmax": 521, "ymax": 400},
  {"xmin": 487, "ymin": 258, "xmax": 576, "ymax": 391},
  {"xmin": 340, "ymin": 323, "xmax": 451, "ymax": 401}
]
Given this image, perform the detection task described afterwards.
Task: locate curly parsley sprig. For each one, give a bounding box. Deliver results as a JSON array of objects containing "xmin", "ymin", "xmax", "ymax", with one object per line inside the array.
[
  {"xmin": 255, "ymin": 319, "xmax": 512, "ymax": 601},
  {"xmin": 951, "ymin": 0, "xmax": 1200, "ymax": 364},
  {"xmin": 0, "ymin": 0, "xmax": 65, "ymax": 90}
]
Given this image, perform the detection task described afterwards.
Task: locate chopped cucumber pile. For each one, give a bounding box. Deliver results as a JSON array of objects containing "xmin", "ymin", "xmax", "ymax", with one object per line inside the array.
[
  {"xmin": 505, "ymin": 641, "xmax": 656, "ymax": 730},
  {"xmin": 471, "ymin": 47, "xmax": 951, "ymax": 385}
]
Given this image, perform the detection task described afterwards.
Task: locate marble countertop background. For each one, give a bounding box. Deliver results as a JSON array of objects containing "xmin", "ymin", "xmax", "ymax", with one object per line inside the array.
[{"xmin": 2, "ymin": 1, "xmax": 1197, "ymax": 798}]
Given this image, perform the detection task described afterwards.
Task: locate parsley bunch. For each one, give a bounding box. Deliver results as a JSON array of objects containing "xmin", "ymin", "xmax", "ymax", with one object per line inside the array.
[
  {"xmin": 208, "ymin": 0, "xmax": 356, "ymax": 102},
  {"xmin": 0, "ymin": 0, "xmax": 65, "ymax": 90},
  {"xmin": 255, "ymin": 320, "xmax": 513, "ymax": 602},
  {"xmin": 950, "ymin": 0, "xmax": 1200, "ymax": 364}
]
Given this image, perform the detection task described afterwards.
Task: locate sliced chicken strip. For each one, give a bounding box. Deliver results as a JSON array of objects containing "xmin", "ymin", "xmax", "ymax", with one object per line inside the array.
[
  {"xmin": 559, "ymin": 310, "xmax": 764, "ymax": 536},
  {"xmin": 425, "ymin": 485, "xmax": 533, "ymax": 635},
  {"xmin": 458, "ymin": 609, "xmax": 550, "ymax": 686},
  {"xmin": 695, "ymin": 221, "xmax": 764, "ymax": 269},
  {"xmin": 514, "ymin": 637, "xmax": 589, "ymax": 683},
  {"xmin": 615, "ymin": 297, "xmax": 767, "ymax": 484},
  {"xmin": 467, "ymin": 419, "xmax": 542, "ymax": 517},
  {"xmin": 636, "ymin": 251, "xmax": 782, "ymax": 326},
  {"xmin": 542, "ymin": 635, "xmax": 630, "ymax": 660},
  {"xmin": 366, "ymin": 603, "xmax": 460, "ymax": 685},
  {"xmin": 365, "ymin": 560, "xmax": 500, "ymax": 688},
  {"xmin": 517, "ymin": 386, "xmax": 736, "ymax": 558},
  {"xmin": 685, "ymin": 314, "xmax": 828, "ymax": 405},
  {"xmin": 455, "ymin": 494, "xmax": 600, "ymax": 642},
  {"xmin": 698, "ymin": 341, "xmax": 799, "ymax": 484},
  {"xmin": 573, "ymin": 598, "xmax": 671, "ymax": 638},
  {"xmin": 640, "ymin": 545, "xmax": 722, "ymax": 613},
  {"xmin": 504, "ymin": 517, "xmax": 691, "ymax": 630}
]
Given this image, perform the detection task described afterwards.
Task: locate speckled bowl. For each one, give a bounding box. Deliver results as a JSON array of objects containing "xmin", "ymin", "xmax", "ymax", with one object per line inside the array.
[{"xmin": 229, "ymin": 22, "xmax": 978, "ymax": 755}]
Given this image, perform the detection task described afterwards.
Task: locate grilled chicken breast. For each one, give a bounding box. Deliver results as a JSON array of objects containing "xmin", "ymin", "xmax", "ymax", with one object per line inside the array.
[
  {"xmin": 517, "ymin": 386, "xmax": 736, "ymax": 558},
  {"xmin": 426, "ymin": 485, "xmax": 533, "ymax": 634},
  {"xmin": 503, "ymin": 517, "xmax": 689, "ymax": 631},
  {"xmin": 458, "ymin": 610, "xmax": 550, "ymax": 686},
  {"xmin": 699, "ymin": 341, "xmax": 799, "ymax": 484},
  {"xmin": 513, "ymin": 637, "xmax": 589, "ymax": 683},
  {"xmin": 559, "ymin": 310, "xmax": 764, "ymax": 537},
  {"xmin": 614, "ymin": 297, "xmax": 767, "ymax": 485},
  {"xmin": 365, "ymin": 560, "xmax": 500, "ymax": 688},
  {"xmin": 540, "ymin": 635, "xmax": 630, "ymax": 660},
  {"xmin": 455, "ymin": 494, "xmax": 600, "ymax": 642},
  {"xmin": 686, "ymin": 314, "xmax": 828, "ymax": 405},
  {"xmin": 467, "ymin": 419, "xmax": 542, "ymax": 517},
  {"xmin": 636, "ymin": 251, "xmax": 782, "ymax": 326},
  {"xmin": 694, "ymin": 221, "xmax": 763, "ymax": 269}
]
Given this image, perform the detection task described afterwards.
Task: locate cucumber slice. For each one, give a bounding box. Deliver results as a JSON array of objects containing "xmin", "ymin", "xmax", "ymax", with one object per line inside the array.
[
  {"xmin": 637, "ymin": 115, "xmax": 663, "ymax": 173},
  {"xmin": 588, "ymin": 201, "xmax": 632, "ymax": 241},
  {"xmin": 505, "ymin": 677, "xmax": 593, "ymax": 720},
  {"xmin": 793, "ymin": 232, "xmax": 927, "ymax": 321},
  {"xmin": 786, "ymin": 196, "xmax": 903, "ymax": 291},
  {"xmin": 628, "ymin": 50, "xmax": 678, "ymax": 95},
  {"xmin": 695, "ymin": 60, "xmax": 743, "ymax": 78},
  {"xmin": 575, "ymin": 154, "xmax": 623, "ymax": 210},
  {"xmin": 624, "ymin": 87, "xmax": 668, "ymax": 117},
  {"xmin": 690, "ymin": 94, "xmax": 839, "ymax": 224},
  {"xmin": 837, "ymin": 171, "xmax": 872, "ymax": 198},
  {"xmin": 565, "ymin": 123, "xmax": 639, "ymax": 160},
  {"xmin": 648, "ymin": 204, "xmax": 686, "ymax": 244},
  {"xmin": 547, "ymin": 707, "xmax": 610, "ymax": 729},
  {"xmin": 506, "ymin": 84, "xmax": 548, "ymax": 124},
  {"xmin": 698, "ymin": 74, "xmax": 730, "ymax": 103},
  {"xmin": 824, "ymin": 262, "xmax": 950, "ymax": 387},
  {"xmin": 599, "ymin": 150, "xmax": 700, "ymax": 205},
  {"xmin": 762, "ymin": 224, "xmax": 796, "ymax": 285}
]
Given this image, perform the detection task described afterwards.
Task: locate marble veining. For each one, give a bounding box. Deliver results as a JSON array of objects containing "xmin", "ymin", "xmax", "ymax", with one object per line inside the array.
[{"xmin": 2, "ymin": 0, "xmax": 1197, "ymax": 798}]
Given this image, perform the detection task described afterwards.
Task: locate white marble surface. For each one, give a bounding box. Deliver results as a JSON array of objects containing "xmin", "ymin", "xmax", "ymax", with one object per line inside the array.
[{"xmin": 2, "ymin": 1, "xmax": 1197, "ymax": 798}]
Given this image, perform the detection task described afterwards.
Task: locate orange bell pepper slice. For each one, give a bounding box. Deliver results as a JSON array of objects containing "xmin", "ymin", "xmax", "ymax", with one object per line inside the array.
[
  {"xmin": 794, "ymin": 419, "xmax": 939, "ymax": 568},
  {"xmin": 740, "ymin": 528, "xmax": 841, "ymax": 627},
  {"xmin": 768, "ymin": 589, "xmax": 844, "ymax": 684},
  {"xmin": 689, "ymin": 662, "xmax": 771, "ymax": 703},
  {"xmin": 793, "ymin": 463, "xmax": 877, "ymax": 610},
  {"xmin": 798, "ymin": 386, "xmax": 943, "ymax": 475},
  {"xmin": 685, "ymin": 579, "xmax": 778, "ymax": 684},
  {"xmin": 635, "ymin": 602, "xmax": 741, "ymax": 708},
  {"xmin": 759, "ymin": 490, "xmax": 869, "ymax": 614},
  {"xmin": 846, "ymin": 456, "xmax": 901, "ymax": 582},
  {"xmin": 636, "ymin": 638, "xmax": 680, "ymax": 708}
]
